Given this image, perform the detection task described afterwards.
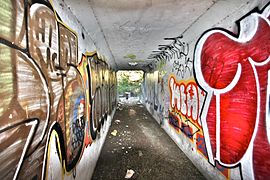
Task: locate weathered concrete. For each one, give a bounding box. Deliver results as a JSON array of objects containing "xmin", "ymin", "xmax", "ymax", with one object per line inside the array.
[{"xmin": 92, "ymin": 103, "xmax": 205, "ymax": 179}]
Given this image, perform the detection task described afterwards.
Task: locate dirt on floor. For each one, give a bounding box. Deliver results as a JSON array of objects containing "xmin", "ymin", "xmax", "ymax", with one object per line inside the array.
[{"xmin": 92, "ymin": 103, "xmax": 206, "ymax": 180}]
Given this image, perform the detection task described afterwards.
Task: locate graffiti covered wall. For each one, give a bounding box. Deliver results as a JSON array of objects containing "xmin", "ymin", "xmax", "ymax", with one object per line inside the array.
[
  {"xmin": 0, "ymin": 0, "xmax": 117, "ymax": 179},
  {"xmin": 143, "ymin": 1, "xmax": 270, "ymax": 180}
]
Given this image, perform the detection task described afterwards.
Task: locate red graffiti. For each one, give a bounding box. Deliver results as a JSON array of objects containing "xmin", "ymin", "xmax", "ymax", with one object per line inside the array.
[{"xmin": 195, "ymin": 11, "xmax": 270, "ymax": 179}]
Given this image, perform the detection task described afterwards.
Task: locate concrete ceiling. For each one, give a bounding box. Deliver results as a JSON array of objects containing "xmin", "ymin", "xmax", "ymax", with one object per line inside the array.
[{"xmin": 65, "ymin": 0, "xmax": 215, "ymax": 70}]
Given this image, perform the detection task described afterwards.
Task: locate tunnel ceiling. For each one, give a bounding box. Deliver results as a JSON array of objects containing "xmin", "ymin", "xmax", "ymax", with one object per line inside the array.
[{"xmin": 64, "ymin": 0, "xmax": 215, "ymax": 70}]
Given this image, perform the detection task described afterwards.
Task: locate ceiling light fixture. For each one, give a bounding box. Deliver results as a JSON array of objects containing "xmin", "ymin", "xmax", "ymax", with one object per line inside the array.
[{"xmin": 128, "ymin": 62, "xmax": 138, "ymax": 66}]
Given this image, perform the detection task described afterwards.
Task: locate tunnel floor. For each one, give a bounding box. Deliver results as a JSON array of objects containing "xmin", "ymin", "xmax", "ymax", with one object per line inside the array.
[{"xmin": 92, "ymin": 102, "xmax": 206, "ymax": 180}]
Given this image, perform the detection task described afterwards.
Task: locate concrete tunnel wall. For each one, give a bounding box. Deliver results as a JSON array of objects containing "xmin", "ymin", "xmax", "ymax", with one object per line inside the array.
[
  {"xmin": 0, "ymin": 0, "xmax": 117, "ymax": 179},
  {"xmin": 142, "ymin": 1, "xmax": 270, "ymax": 180}
]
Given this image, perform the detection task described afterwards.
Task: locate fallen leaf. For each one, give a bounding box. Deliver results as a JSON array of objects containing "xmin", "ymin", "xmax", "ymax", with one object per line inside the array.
[
  {"xmin": 111, "ymin": 130, "xmax": 118, "ymax": 136},
  {"xmin": 125, "ymin": 169, "xmax": 135, "ymax": 179}
]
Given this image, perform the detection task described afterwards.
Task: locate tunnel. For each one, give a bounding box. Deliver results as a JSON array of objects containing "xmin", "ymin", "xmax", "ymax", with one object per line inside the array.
[{"xmin": 0, "ymin": 0, "xmax": 269, "ymax": 179}]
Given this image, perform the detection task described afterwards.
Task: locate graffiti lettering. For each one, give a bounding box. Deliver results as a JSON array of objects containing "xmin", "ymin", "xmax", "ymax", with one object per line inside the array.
[
  {"xmin": 169, "ymin": 76, "xmax": 200, "ymax": 122},
  {"xmin": 78, "ymin": 53, "xmax": 116, "ymax": 140},
  {"xmin": 171, "ymin": 39, "xmax": 193, "ymax": 79},
  {"xmin": 29, "ymin": 4, "xmax": 59, "ymax": 76},
  {"xmin": 59, "ymin": 23, "xmax": 77, "ymax": 70}
]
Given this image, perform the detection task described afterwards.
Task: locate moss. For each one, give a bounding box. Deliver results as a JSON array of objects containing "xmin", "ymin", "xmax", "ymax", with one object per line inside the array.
[{"xmin": 124, "ymin": 54, "xmax": 136, "ymax": 60}]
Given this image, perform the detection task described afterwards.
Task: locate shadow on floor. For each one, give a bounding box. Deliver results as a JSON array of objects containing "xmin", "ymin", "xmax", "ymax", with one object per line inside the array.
[{"xmin": 92, "ymin": 103, "xmax": 206, "ymax": 180}]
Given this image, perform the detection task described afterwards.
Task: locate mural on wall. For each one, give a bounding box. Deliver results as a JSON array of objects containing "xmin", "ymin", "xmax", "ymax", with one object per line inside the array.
[
  {"xmin": 157, "ymin": 70, "xmax": 166, "ymax": 123},
  {"xmin": 148, "ymin": 36, "xmax": 192, "ymax": 79},
  {"xmin": 78, "ymin": 52, "xmax": 116, "ymax": 141},
  {"xmin": 194, "ymin": 4, "xmax": 270, "ymax": 180},
  {"xmin": 168, "ymin": 76, "xmax": 209, "ymax": 156},
  {"xmin": 145, "ymin": 73, "xmax": 154, "ymax": 105},
  {"xmin": 0, "ymin": 0, "xmax": 117, "ymax": 179},
  {"xmin": 153, "ymin": 71, "xmax": 159, "ymax": 111}
]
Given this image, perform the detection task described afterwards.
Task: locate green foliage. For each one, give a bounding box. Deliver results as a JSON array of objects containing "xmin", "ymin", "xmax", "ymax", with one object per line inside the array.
[{"xmin": 117, "ymin": 71, "xmax": 143, "ymax": 96}]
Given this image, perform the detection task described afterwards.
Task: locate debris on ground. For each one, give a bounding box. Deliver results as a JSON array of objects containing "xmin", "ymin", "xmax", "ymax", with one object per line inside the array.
[
  {"xmin": 93, "ymin": 104, "xmax": 205, "ymax": 180},
  {"xmin": 125, "ymin": 169, "xmax": 135, "ymax": 179},
  {"xmin": 111, "ymin": 130, "xmax": 118, "ymax": 136},
  {"xmin": 126, "ymin": 125, "xmax": 129, "ymax": 128},
  {"xmin": 115, "ymin": 119, "xmax": 121, "ymax": 124},
  {"xmin": 136, "ymin": 101, "xmax": 142, "ymax": 105},
  {"xmin": 117, "ymin": 103, "xmax": 124, "ymax": 111},
  {"xmin": 129, "ymin": 109, "xmax": 136, "ymax": 116}
]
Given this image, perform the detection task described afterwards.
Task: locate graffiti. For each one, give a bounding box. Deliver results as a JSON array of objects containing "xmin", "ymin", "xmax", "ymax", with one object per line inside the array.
[
  {"xmin": 196, "ymin": 133, "xmax": 208, "ymax": 158},
  {"xmin": 147, "ymin": 36, "xmax": 192, "ymax": 79},
  {"xmin": 168, "ymin": 76, "xmax": 212, "ymax": 171},
  {"xmin": 267, "ymin": 70, "xmax": 270, "ymax": 144},
  {"xmin": 194, "ymin": 4, "xmax": 270, "ymax": 180},
  {"xmin": 29, "ymin": 3, "xmax": 59, "ymax": 76},
  {"xmin": 168, "ymin": 75, "xmax": 230, "ymax": 177},
  {"xmin": 169, "ymin": 76, "xmax": 201, "ymax": 122},
  {"xmin": 168, "ymin": 112, "xmax": 198, "ymax": 139},
  {"xmin": 171, "ymin": 39, "xmax": 193, "ymax": 79},
  {"xmin": 144, "ymin": 69, "xmax": 166, "ymax": 122},
  {"xmin": 0, "ymin": 0, "xmax": 116, "ymax": 179},
  {"xmin": 113, "ymin": 20, "xmax": 150, "ymax": 41},
  {"xmin": 144, "ymin": 73, "xmax": 154, "ymax": 105},
  {"xmin": 157, "ymin": 71, "xmax": 166, "ymax": 123},
  {"xmin": 78, "ymin": 53, "xmax": 116, "ymax": 140},
  {"xmin": 153, "ymin": 71, "xmax": 159, "ymax": 111},
  {"xmin": 0, "ymin": 0, "xmax": 26, "ymax": 48}
]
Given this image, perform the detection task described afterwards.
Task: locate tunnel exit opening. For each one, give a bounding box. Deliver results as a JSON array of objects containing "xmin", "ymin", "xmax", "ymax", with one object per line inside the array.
[{"xmin": 117, "ymin": 70, "xmax": 144, "ymax": 105}]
